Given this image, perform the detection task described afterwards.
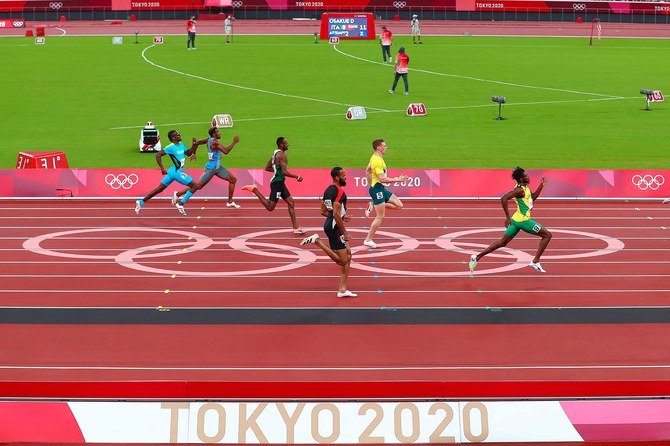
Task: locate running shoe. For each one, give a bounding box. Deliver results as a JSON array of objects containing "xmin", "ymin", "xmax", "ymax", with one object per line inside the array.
[
  {"xmin": 337, "ymin": 290, "xmax": 358, "ymax": 298},
  {"xmin": 242, "ymin": 184, "xmax": 258, "ymax": 192},
  {"xmin": 293, "ymin": 227, "xmax": 306, "ymax": 235},
  {"xmin": 134, "ymin": 200, "xmax": 143, "ymax": 215},
  {"xmin": 300, "ymin": 234, "xmax": 319, "ymax": 245},
  {"xmin": 403, "ymin": 91, "xmax": 409, "ymax": 95},
  {"xmin": 364, "ymin": 202, "xmax": 373, "ymax": 218},
  {"xmin": 363, "ymin": 239, "xmax": 379, "ymax": 249},
  {"xmin": 663, "ymin": 198, "xmax": 670, "ymax": 204},
  {"xmin": 529, "ymin": 261, "xmax": 547, "ymax": 273},
  {"xmin": 469, "ymin": 254, "xmax": 478, "ymax": 273},
  {"xmin": 226, "ymin": 201, "xmax": 241, "ymax": 208},
  {"xmin": 174, "ymin": 202, "xmax": 187, "ymax": 215},
  {"xmin": 171, "ymin": 191, "xmax": 178, "ymax": 206},
  {"xmin": 388, "ymin": 89, "xmax": 394, "ymax": 94}
]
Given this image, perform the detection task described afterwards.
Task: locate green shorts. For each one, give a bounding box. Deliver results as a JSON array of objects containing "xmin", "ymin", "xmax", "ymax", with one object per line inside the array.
[
  {"xmin": 505, "ymin": 218, "xmax": 542, "ymax": 237},
  {"xmin": 369, "ymin": 182, "xmax": 393, "ymax": 205}
]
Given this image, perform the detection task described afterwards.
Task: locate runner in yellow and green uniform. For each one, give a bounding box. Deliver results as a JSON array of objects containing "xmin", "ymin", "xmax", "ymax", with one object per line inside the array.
[{"xmin": 469, "ymin": 167, "xmax": 553, "ymax": 274}]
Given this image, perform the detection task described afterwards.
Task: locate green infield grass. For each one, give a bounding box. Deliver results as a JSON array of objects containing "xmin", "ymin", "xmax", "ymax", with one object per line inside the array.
[{"xmin": 1, "ymin": 34, "xmax": 669, "ymax": 169}]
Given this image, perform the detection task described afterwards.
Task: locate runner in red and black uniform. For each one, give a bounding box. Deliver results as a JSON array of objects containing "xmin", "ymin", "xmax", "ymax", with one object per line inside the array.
[{"xmin": 300, "ymin": 167, "xmax": 356, "ymax": 298}]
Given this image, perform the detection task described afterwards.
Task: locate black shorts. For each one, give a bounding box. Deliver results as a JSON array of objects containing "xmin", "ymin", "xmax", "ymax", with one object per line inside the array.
[
  {"xmin": 269, "ymin": 180, "xmax": 291, "ymax": 203},
  {"xmin": 324, "ymin": 218, "xmax": 346, "ymax": 251}
]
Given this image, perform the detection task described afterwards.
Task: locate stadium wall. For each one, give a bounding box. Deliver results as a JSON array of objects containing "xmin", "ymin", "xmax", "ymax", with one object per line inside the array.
[{"xmin": 0, "ymin": 168, "xmax": 666, "ymax": 199}]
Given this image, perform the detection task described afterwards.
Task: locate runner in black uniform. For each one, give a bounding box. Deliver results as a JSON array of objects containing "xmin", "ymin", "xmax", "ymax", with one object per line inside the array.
[{"xmin": 300, "ymin": 167, "xmax": 356, "ymax": 298}]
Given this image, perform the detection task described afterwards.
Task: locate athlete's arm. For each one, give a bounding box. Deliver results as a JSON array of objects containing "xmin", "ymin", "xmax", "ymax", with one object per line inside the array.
[
  {"xmin": 532, "ymin": 177, "xmax": 548, "ymax": 200},
  {"xmin": 500, "ymin": 187, "xmax": 524, "ymax": 227},
  {"xmin": 277, "ymin": 152, "xmax": 303, "ymax": 182},
  {"xmin": 378, "ymin": 171, "xmax": 408, "ymax": 184},
  {"xmin": 154, "ymin": 150, "xmax": 168, "ymax": 175},
  {"xmin": 332, "ymin": 200, "xmax": 350, "ymax": 241},
  {"xmin": 185, "ymin": 138, "xmax": 204, "ymax": 157},
  {"xmin": 216, "ymin": 135, "xmax": 241, "ymax": 155}
]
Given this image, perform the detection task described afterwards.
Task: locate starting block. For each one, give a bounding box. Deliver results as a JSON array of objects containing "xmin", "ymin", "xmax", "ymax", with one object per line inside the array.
[
  {"xmin": 16, "ymin": 151, "xmax": 69, "ymax": 169},
  {"xmin": 406, "ymin": 103, "xmax": 427, "ymax": 117},
  {"xmin": 346, "ymin": 106, "xmax": 367, "ymax": 120},
  {"xmin": 139, "ymin": 121, "xmax": 161, "ymax": 152},
  {"xmin": 211, "ymin": 114, "xmax": 234, "ymax": 128},
  {"xmin": 645, "ymin": 90, "xmax": 664, "ymax": 111}
]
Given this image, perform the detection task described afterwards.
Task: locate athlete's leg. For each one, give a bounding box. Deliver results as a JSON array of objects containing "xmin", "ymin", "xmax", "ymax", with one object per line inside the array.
[
  {"xmin": 532, "ymin": 227, "xmax": 552, "ymax": 263},
  {"xmin": 284, "ymin": 196, "xmax": 300, "ymax": 229},
  {"xmin": 475, "ymin": 234, "xmax": 515, "ymax": 262},
  {"xmin": 402, "ymin": 73, "xmax": 409, "ymax": 93},
  {"xmin": 365, "ymin": 202, "xmax": 386, "ymax": 244},
  {"xmin": 225, "ymin": 172, "xmax": 237, "ymax": 204},
  {"xmin": 386, "ymin": 194, "xmax": 403, "ymax": 210},
  {"xmin": 141, "ymin": 183, "xmax": 167, "ymax": 203},
  {"xmin": 337, "ymin": 247, "xmax": 352, "ymax": 294}
]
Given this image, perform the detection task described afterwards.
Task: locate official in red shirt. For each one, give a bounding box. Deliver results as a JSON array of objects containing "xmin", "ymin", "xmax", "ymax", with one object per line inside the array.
[
  {"xmin": 379, "ymin": 25, "xmax": 393, "ymax": 63},
  {"xmin": 186, "ymin": 16, "xmax": 197, "ymax": 50},
  {"xmin": 389, "ymin": 47, "xmax": 410, "ymax": 95}
]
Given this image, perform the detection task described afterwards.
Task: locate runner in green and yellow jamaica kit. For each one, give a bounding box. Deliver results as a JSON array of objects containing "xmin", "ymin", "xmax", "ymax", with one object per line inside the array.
[{"xmin": 469, "ymin": 166, "xmax": 553, "ymax": 274}]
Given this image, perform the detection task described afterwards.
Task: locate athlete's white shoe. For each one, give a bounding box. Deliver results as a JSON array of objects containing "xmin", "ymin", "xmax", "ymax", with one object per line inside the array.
[
  {"xmin": 364, "ymin": 202, "xmax": 373, "ymax": 218},
  {"xmin": 226, "ymin": 201, "xmax": 241, "ymax": 208},
  {"xmin": 171, "ymin": 191, "xmax": 178, "ymax": 205},
  {"xmin": 134, "ymin": 200, "xmax": 143, "ymax": 215},
  {"xmin": 469, "ymin": 254, "xmax": 478, "ymax": 274},
  {"xmin": 293, "ymin": 227, "xmax": 306, "ymax": 235},
  {"xmin": 529, "ymin": 261, "xmax": 547, "ymax": 273},
  {"xmin": 174, "ymin": 202, "xmax": 186, "ymax": 215},
  {"xmin": 663, "ymin": 198, "xmax": 670, "ymax": 204},
  {"xmin": 300, "ymin": 234, "xmax": 319, "ymax": 245},
  {"xmin": 363, "ymin": 239, "xmax": 379, "ymax": 249},
  {"xmin": 337, "ymin": 290, "xmax": 358, "ymax": 298}
]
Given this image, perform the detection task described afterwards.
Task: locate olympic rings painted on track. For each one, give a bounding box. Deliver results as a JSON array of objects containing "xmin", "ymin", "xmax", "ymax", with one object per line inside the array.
[
  {"xmin": 116, "ymin": 240, "xmax": 317, "ymax": 276},
  {"xmin": 23, "ymin": 227, "xmax": 624, "ymax": 277},
  {"xmin": 22, "ymin": 227, "xmax": 213, "ymax": 260},
  {"xmin": 228, "ymin": 228, "xmax": 420, "ymax": 261}
]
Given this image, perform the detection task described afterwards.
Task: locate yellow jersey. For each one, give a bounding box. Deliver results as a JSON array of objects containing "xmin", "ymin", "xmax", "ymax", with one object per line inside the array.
[
  {"xmin": 368, "ymin": 154, "xmax": 387, "ymax": 187},
  {"xmin": 512, "ymin": 185, "xmax": 533, "ymax": 222}
]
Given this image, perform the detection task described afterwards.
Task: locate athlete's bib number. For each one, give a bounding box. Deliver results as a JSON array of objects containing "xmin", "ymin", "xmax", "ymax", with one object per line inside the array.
[{"xmin": 376, "ymin": 192, "xmax": 384, "ymax": 199}]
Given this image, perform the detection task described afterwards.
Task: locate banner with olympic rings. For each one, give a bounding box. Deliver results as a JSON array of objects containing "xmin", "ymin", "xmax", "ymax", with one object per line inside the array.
[{"xmin": 0, "ymin": 168, "xmax": 667, "ymax": 199}]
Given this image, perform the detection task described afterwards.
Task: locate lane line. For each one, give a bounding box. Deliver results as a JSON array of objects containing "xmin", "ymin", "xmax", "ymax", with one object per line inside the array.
[{"xmin": 0, "ymin": 364, "xmax": 668, "ymax": 371}]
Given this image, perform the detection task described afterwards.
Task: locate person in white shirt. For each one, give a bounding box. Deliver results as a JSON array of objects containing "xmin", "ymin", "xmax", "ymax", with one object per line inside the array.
[
  {"xmin": 410, "ymin": 14, "xmax": 422, "ymax": 44},
  {"xmin": 224, "ymin": 14, "xmax": 235, "ymax": 44}
]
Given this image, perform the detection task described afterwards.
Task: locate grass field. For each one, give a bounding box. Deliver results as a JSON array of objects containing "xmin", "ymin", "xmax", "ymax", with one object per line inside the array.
[{"xmin": 1, "ymin": 34, "xmax": 669, "ymax": 169}]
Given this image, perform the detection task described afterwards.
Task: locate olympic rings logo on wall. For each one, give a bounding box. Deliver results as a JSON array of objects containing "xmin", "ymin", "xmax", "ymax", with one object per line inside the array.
[
  {"xmin": 105, "ymin": 173, "xmax": 139, "ymax": 190},
  {"xmin": 13, "ymin": 20, "xmax": 25, "ymax": 27},
  {"xmin": 231, "ymin": 1, "xmax": 243, "ymax": 7},
  {"xmin": 393, "ymin": 1, "xmax": 407, "ymax": 8},
  {"xmin": 631, "ymin": 174, "xmax": 665, "ymax": 191},
  {"xmin": 572, "ymin": 3, "xmax": 586, "ymax": 10},
  {"xmin": 49, "ymin": 2, "xmax": 63, "ymax": 9}
]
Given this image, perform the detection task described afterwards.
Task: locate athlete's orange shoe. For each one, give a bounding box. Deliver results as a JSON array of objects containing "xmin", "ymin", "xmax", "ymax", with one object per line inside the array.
[{"xmin": 242, "ymin": 184, "xmax": 258, "ymax": 192}]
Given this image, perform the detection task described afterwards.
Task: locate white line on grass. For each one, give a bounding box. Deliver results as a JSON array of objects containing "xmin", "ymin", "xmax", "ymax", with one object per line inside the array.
[
  {"xmin": 333, "ymin": 45, "xmax": 623, "ymax": 99},
  {"xmin": 109, "ymin": 96, "xmax": 637, "ymax": 130},
  {"xmin": 140, "ymin": 44, "xmax": 390, "ymax": 112}
]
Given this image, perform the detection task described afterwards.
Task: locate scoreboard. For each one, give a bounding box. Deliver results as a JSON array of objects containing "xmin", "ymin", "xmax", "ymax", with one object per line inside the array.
[{"xmin": 319, "ymin": 13, "xmax": 376, "ymax": 40}]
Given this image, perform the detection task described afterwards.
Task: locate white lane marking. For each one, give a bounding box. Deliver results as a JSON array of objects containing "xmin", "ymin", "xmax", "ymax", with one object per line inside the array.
[
  {"xmin": 334, "ymin": 44, "xmax": 622, "ymax": 98},
  {"xmin": 140, "ymin": 44, "xmax": 389, "ymax": 112}
]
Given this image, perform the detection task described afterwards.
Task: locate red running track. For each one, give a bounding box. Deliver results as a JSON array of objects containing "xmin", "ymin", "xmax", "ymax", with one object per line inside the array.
[{"xmin": 0, "ymin": 198, "xmax": 668, "ymax": 399}]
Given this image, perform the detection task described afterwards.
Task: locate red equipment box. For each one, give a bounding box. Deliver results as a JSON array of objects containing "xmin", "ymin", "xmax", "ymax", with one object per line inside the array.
[{"xmin": 16, "ymin": 151, "xmax": 69, "ymax": 169}]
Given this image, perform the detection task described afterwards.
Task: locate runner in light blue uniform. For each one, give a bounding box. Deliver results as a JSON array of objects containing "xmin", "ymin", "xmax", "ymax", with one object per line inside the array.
[
  {"xmin": 134, "ymin": 129, "xmax": 203, "ymax": 215},
  {"xmin": 174, "ymin": 127, "xmax": 241, "ymax": 208}
]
